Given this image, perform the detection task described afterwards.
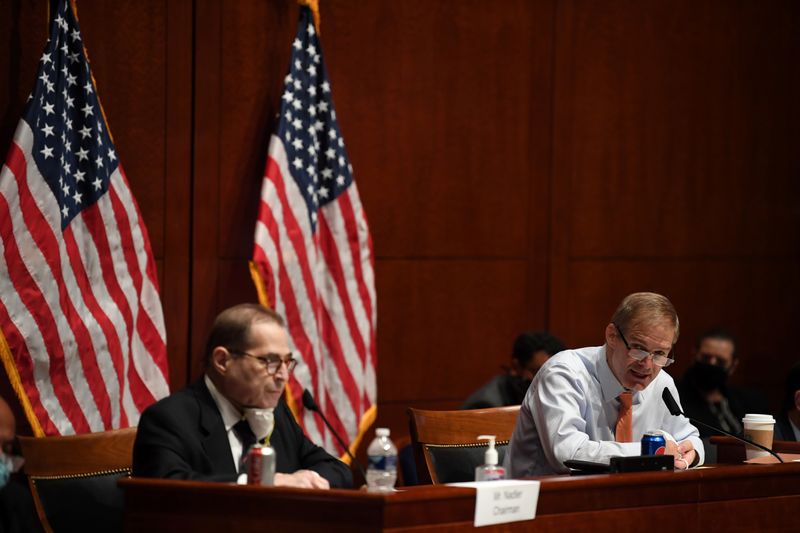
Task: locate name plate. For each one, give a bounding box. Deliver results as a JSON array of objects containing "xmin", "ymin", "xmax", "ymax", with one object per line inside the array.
[{"xmin": 448, "ymin": 480, "xmax": 540, "ymax": 527}]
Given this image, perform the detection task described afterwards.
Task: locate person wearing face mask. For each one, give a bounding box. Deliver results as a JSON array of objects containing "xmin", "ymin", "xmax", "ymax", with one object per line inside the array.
[
  {"xmin": 462, "ymin": 331, "xmax": 566, "ymax": 410},
  {"xmin": 0, "ymin": 396, "xmax": 40, "ymax": 533},
  {"xmin": 133, "ymin": 304, "xmax": 352, "ymax": 488},
  {"xmin": 676, "ymin": 328, "xmax": 769, "ymax": 441},
  {"xmin": 775, "ymin": 362, "xmax": 800, "ymax": 441}
]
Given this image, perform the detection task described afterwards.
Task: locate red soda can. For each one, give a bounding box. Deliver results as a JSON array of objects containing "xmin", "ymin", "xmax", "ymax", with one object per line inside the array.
[{"xmin": 246, "ymin": 444, "xmax": 276, "ymax": 486}]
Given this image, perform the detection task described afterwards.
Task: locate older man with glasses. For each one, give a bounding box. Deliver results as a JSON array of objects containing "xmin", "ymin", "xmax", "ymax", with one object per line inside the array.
[
  {"xmin": 505, "ymin": 292, "xmax": 703, "ymax": 476},
  {"xmin": 133, "ymin": 303, "xmax": 352, "ymax": 488}
]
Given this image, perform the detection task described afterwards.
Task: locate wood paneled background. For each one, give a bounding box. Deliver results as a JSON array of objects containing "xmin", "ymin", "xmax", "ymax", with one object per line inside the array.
[{"xmin": 2, "ymin": 0, "xmax": 798, "ymax": 458}]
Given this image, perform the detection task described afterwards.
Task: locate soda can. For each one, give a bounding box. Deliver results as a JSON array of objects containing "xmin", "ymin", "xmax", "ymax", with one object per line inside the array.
[
  {"xmin": 246, "ymin": 443, "xmax": 276, "ymax": 486},
  {"xmin": 641, "ymin": 431, "xmax": 666, "ymax": 456}
]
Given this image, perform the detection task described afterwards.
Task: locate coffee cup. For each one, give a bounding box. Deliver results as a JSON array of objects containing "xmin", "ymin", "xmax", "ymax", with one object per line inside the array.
[{"xmin": 741, "ymin": 413, "xmax": 775, "ymax": 460}]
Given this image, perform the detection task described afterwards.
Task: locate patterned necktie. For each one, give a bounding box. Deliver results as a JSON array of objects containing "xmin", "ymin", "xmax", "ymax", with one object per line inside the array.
[
  {"xmin": 615, "ymin": 391, "xmax": 633, "ymax": 442},
  {"xmin": 233, "ymin": 418, "xmax": 257, "ymax": 473}
]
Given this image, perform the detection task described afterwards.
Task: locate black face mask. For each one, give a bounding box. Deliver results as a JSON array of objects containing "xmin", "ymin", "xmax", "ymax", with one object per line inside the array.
[
  {"xmin": 508, "ymin": 375, "xmax": 532, "ymax": 404},
  {"xmin": 688, "ymin": 361, "xmax": 729, "ymax": 392}
]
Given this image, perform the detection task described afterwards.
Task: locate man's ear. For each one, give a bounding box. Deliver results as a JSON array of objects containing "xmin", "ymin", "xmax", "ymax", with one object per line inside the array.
[
  {"xmin": 728, "ymin": 358, "xmax": 739, "ymax": 376},
  {"xmin": 604, "ymin": 323, "xmax": 616, "ymax": 346},
  {"xmin": 210, "ymin": 347, "xmax": 231, "ymax": 374},
  {"xmin": 794, "ymin": 389, "xmax": 800, "ymax": 411}
]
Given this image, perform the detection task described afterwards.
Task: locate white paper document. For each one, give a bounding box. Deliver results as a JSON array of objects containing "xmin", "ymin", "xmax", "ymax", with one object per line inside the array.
[{"xmin": 447, "ymin": 479, "xmax": 540, "ymax": 527}]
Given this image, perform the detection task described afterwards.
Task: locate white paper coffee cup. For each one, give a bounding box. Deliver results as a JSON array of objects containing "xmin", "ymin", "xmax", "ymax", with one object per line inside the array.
[{"xmin": 741, "ymin": 413, "xmax": 775, "ymax": 460}]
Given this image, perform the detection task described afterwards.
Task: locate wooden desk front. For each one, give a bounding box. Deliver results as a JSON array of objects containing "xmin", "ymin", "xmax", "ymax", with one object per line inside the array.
[{"xmin": 121, "ymin": 462, "xmax": 800, "ymax": 532}]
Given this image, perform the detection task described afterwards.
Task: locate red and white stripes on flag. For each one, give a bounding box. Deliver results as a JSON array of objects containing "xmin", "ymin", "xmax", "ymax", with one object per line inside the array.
[
  {"xmin": 251, "ymin": 6, "xmax": 376, "ymax": 458},
  {"xmin": 0, "ymin": 0, "xmax": 169, "ymax": 436}
]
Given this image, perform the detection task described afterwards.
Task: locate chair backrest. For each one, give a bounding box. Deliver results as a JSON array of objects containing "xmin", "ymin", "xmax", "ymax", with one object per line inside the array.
[
  {"xmin": 407, "ymin": 406, "xmax": 520, "ymax": 484},
  {"xmin": 18, "ymin": 427, "xmax": 137, "ymax": 533}
]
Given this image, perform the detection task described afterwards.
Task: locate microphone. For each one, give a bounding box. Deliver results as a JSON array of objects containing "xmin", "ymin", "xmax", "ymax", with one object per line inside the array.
[
  {"xmin": 302, "ymin": 389, "xmax": 368, "ymax": 478},
  {"xmin": 661, "ymin": 387, "xmax": 784, "ymax": 464}
]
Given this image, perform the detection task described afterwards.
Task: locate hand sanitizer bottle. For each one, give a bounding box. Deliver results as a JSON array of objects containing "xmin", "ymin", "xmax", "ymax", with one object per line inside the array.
[{"xmin": 474, "ymin": 435, "xmax": 506, "ymax": 481}]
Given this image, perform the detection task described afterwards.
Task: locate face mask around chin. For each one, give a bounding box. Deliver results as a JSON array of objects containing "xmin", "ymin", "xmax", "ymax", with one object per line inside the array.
[
  {"xmin": 689, "ymin": 361, "xmax": 729, "ymax": 392},
  {"xmin": 0, "ymin": 454, "xmax": 11, "ymax": 489}
]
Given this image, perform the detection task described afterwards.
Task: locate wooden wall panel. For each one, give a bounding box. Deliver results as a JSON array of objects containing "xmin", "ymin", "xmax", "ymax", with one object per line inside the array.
[
  {"xmin": 322, "ymin": 0, "xmax": 545, "ymax": 259},
  {"xmin": 161, "ymin": 0, "xmax": 193, "ymax": 387},
  {"xmin": 377, "ymin": 260, "xmax": 529, "ymax": 400},
  {"xmin": 0, "ymin": 1, "xmax": 47, "ymax": 155},
  {"xmin": 218, "ymin": 1, "xmax": 294, "ymax": 261},
  {"xmin": 2, "ymin": 1, "xmax": 798, "ymax": 446},
  {"xmin": 550, "ymin": 0, "xmax": 800, "ymax": 411}
]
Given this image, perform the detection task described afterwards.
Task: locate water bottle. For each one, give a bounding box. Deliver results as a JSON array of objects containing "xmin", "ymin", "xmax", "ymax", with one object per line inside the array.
[{"xmin": 366, "ymin": 427, "xmax": 397, "ymax": 492}]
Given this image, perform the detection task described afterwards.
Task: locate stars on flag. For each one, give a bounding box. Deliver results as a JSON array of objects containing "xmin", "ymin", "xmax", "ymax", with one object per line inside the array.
[
  {"xmin": 28, "ymin": 1, "xmax": 115, "ymax": 228},
  {"xmin": 275, "ymin": 20, "xmax": 354, "ymax": 229}
]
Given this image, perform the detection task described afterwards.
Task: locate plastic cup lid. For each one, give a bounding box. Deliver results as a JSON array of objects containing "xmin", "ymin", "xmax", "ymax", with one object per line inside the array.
[{"xmin": 742, "ymin": 413, "xmax": 775, "ymax": 423}]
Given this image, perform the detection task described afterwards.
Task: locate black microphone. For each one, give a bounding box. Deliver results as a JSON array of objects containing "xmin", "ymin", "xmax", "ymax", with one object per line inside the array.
[
  {"xmin": 302, "ymin": 389, "xmax": 368, "ymax": 478},
  {"xmin": 661, "ymin": 387, "xmax": 784, "ymax": 464}
]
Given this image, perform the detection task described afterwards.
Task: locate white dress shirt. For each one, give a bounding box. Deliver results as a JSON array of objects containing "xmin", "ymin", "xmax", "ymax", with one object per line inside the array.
[{"xmin": 504, "ymin": 345, "xmax": 704, "ymax": 476}]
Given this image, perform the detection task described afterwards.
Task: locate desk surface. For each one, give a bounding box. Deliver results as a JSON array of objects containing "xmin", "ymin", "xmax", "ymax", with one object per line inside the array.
[{"xmin": 121, "ymin": 462, "xmax": 800, "ymax": 532}]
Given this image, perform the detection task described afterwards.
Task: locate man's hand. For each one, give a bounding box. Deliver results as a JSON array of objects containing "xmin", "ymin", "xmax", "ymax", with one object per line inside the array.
[
  {"xmin": 274, "ymin": 470, "xmax": 330, "ymax": 489},
  {"xmin": 665, "ymin": 439, "xmax": 696, "ymax": 470}
]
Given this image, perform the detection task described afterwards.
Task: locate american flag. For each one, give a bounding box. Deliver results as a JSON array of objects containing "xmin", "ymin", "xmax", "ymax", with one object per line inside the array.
[
  {"xmin": 251, "ymin": 6, "xmax": 377, "ymax": 457},
  {"xmin": 0, "ymin": 0, "xmax": 169, "ymax": 436}
]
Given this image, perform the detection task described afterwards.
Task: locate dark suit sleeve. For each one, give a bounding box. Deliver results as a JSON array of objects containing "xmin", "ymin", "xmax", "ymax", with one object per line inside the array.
[
  {"xmin": 276, "ymin": 403, "xmax": 353, "ymax": 488},
  {"xmin": 133, "ymin": 401, "xmax": 236, "ymax": 483}
]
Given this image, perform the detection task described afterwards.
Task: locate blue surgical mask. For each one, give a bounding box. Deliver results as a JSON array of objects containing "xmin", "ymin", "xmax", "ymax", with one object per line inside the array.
[{"xmin": 0, "ymin": 454, "xmax": 10, "ymax": 489}]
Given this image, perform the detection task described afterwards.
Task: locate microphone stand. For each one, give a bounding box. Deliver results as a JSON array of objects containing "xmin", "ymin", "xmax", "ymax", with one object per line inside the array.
[
  {"xmin": 688, "ymin": 417, "xmax": 784, "ymax": 464},
  {"xmin": 303, "ymin": 390, "xmax": 368, "ymax": 479},
  {"xmin": 662, "ymin": 387, "xmax": 784, "ymax": 464}
]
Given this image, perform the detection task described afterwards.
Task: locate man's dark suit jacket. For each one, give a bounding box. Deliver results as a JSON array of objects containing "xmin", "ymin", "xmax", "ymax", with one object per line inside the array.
[
  {"xmin": 775, "ymin": 412, "xmax": 798, "ymax": 442},
  {"xmin": 676, "ymin": 379, "xmax": 769, "ymax": 439},
  {"xmin": 132, "ymin": 379, "xmax": 352, "ymax": 488}
]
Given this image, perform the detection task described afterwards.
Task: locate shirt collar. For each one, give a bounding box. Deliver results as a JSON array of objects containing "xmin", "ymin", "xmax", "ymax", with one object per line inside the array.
[{"xmin": 204, "ymin": 374, "xmax": 242, "ymax": 432}]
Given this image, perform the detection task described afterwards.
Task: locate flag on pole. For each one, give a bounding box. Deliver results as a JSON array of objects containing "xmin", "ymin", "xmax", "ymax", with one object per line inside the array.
[
  {"xmin": 250, "ymin": 5, "xmax": 377, "ymax": 458},
  {"xmin": 0, "ymin": 0, "xmax": 169, "ymax": 436}
]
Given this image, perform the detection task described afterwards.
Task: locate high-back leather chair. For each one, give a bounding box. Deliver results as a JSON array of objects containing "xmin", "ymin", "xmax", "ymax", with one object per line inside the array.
[
  {"xmin": 407, "ymin": 406, "xmax": 519, "ymax": 484},
  {"xmin": 18, "ymin": 427, "xmax": 137, "ymax": 533}
]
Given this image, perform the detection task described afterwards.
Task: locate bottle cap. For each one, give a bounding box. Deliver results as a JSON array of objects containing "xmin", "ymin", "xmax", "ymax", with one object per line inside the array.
[
  {"xmin": 478, "ymin": 435, "xmax": 498, "ymax": 465},
  {"xmin": 376, "ymin": 427, "xmax": 390, "ymax": 437}
]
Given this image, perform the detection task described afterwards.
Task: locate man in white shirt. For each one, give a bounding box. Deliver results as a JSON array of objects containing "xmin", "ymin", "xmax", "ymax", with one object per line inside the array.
[{"xmin": 505, "ymin": 292, "xmax": 703, "ymax": 476}]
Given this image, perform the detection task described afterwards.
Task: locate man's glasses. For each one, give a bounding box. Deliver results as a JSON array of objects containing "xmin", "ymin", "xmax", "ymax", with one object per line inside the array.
[
  {"xmin": 613, "ymin": 323, "xmax": 675, "ymax": 368},
  {"xmin": 229, "ymin": 349, "xmax": 297, "ymax": 375}
]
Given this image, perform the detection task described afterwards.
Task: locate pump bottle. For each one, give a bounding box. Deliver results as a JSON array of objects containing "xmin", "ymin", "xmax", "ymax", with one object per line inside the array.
[{"xmin": 474, "ymin": 435, "xmax": 506, "ymax": 481}]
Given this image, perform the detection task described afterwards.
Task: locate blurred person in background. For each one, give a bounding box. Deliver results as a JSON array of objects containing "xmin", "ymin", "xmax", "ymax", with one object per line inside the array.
[
  {"xmin": 775, "ymin": 362, "xmax": 800, "ymax": 442},
  {"xmin": 0, "ymin": 395, "xmax": 40, "ymax": 532},
  {"xmin": 677, "ymin": 328, "xmax": 769, "ymax": 439},
  {"xmin": 462, "ymin": 331, "xmax": 566, "ymax": 410}
]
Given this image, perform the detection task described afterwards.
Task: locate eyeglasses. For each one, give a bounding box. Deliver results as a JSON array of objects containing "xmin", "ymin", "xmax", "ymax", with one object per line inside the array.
[
  {"xmin": 228, "ymin": 349, "xmax": 297, "ymax": 375},
  {"xmin": 613, "ymin": 323, "xmax": 675, "ymax": 368}
]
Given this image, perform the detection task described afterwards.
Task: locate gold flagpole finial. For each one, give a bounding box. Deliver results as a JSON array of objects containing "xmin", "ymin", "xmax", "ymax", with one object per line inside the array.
[{"xmin": 297, "ymin": 0, "xmax": 321, "ymax": 35}]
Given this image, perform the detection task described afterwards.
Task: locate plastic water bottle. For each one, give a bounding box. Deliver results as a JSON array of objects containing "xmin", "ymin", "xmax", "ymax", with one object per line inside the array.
[{"xmin": 366, "ymin": 427, "xmax": 397, "ymax": 492}]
